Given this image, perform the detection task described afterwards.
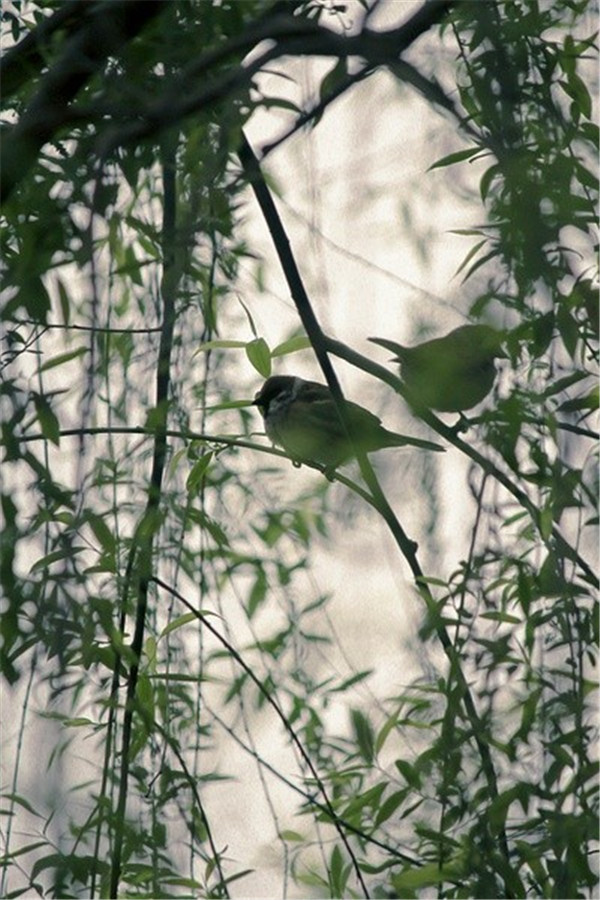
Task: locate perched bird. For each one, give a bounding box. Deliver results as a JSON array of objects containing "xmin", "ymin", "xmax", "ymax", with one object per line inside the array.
[
  {"xmin": 369, "ymin": 324, "xmax": 506, "ymax": 413},
  {"xmin": 252, "ymin": 375, "xmax": 444, "ymax": 470}
]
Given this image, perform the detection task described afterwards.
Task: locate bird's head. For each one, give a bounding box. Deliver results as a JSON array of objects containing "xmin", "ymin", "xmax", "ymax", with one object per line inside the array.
[
  {"xmin": 473, "ymin": 324, "xmax": 508, "ymax": 360},
  {"xmin": 252, "ymin": 375, "xmax": 298, "ymax": 417}
]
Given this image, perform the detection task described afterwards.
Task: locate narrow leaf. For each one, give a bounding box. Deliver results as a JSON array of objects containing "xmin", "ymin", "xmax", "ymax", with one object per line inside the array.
[
  {"xmin": 271, "ymin": 335, "xmax": 312, "ymax": 357},
  {"xmin": 454, "ymin": 239, "xmax": 487, "ymax": 278},
  {"xmin": 194, "ymin": 340, "xmax": 246, "ymax": 355},
  {"xmin": 40, "ymin": 347, "xmax": 87, "ymax": 372},
  {"xmin": 429, "ymin": 146, "xmax": 483, "ymax": 170},
  {"xmin": 33, "ymin": 393, "xmax": 60, "ymax": 445}
]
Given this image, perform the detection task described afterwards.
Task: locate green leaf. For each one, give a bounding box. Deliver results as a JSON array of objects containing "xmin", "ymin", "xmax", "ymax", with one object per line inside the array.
[
  {"xmin": 317, "ymin": 58, "xmax": 348, "ymax": 127},
  {"xmin": 40, "ymin": 347, "xmax": 87, "ymax": 372},
  {"xmin": 136, "ymin": 673, "xmax": 155, "ymax": 723},
  {"xmin": 530, "ymin": 312, "xmax": 555, "ymax": 356},
  {"xmin": 56, "ymin": 277, "xmax": 71, "ymax": 325},
  {"xmin": 186, "ymin": 454, "xmax": 214, "ymax": 494},
  {"xmin": 30, "ymin": 547, "xmax": 84, "ymax": 571},
  {"xmin": 194, "ymin": 340, "xmax": 246, "ymax": 355},
  {"xmin": 516, "ymin": 686, "xmax": 543, "ymax": 742},
  {"xmin": 32, "ymin": 393, "xmax": 60, "ymax": 445},
  {"xmin": 375, "ymin": 714, "xmax": 399, "ymax": 754},
  {"xmin": 489, "ymin": 785, "xmax": 532, "ymax": 834},
  {"xmin": 169, "ymin": 446, "xmax": 189, "ymax": 478},
  {"xmin": 19, "ymin": 277, "xmax": 51, "ymax": 323},
  {"xmin": 0, "ymin": 838, "xmax": 48, "ymax": 862},
  {"xmin": 460, "ymin": 247, "xmax": 500, "ymax": 284},
  {"xmin": 579, "ymin": 120, "xmax": 599, "ymax": 148},
  {"xmin": 454, "ymin": 239, "xmax": 488, "ymax": 278},
  {"xmin": 247, "ymin": 567, "xmax": 267, "ymax": 619},
  {"xmin": 207, "ymin": 399, "xmax": 253, "ymax": 411},
  {"xmin": 328, "ymin": 669, "xmax": 373, "ymax": 694},
  {"xmin": 187, "ymin": 508, "xmax": 229, "ymax": 546},
  {"xmin": 87, "ymin": 513, "xmax": 116, "ymax": 555},
  {"xmin": 480, "ymin": 163, "xmax": 501, "ymax": 201},
  {"xmin": 144, "ymin": 636, "xmax": 157, "ymax": 671},
  {"xmin": 260, "ymin": 95, "xmax": 303, "ymax": 114},
  {"xmin": 561, "ymin": 72, "xmax": 592, "ymax": 119},
  {"xmin": 1, "ymin": 793, "xmax": 43, "ymax": 818},
  {"xmin": 374, "ymin": 789, "xmax": 405, "ymax": 827},
  {"xmin": 236, "ymin": 296, "xmax": 259, "ymax": 337},
  {"xmin": 429, "ymin": 146, "xmax": 483, "ymax": 170},
  {"xmin": 543, "ymin": 370, "xmax": 588, "ymax": 398},
  {"xmin": 395, "ymin": 758, "xmax": 421, "ymax": 788},
  {"xmin": 480, "ymin": 612, "xmax": 522, "ymax": 624},
  {"xmin": 556, "ymin": 307, "xmax": 580, "ymax": 359},
  {"xmin": 271, "ymin": 335, "xmax": 311, "ymax": 357},
  {"xmin": 392, "ymin": 862, "xmax": 457, "ymax": 891},
  {"xmin": 557, "ymin": 388, "xmax": 599, "ymax": 413},
  {"xmin": 144, "ymin": 402, "xmax": 168, "ymax": 430},
  {"xmin": 245, "ymin": 337, "xmax": 271, "ymax": 377},
  {"xmin": 350, "ymin": 708, "xmax": 375, "ymax": 764},
  {"xmin": 160, "ymin": 877, "xmax": 204, "ymax": 889},
  {"xmin": 329, "ymin": 844, "xmax": 348, "ymax": 899}
]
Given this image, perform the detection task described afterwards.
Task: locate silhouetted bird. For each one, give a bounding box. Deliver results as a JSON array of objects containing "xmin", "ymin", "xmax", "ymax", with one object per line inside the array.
[{"xmin": 370, "ymin": 324, "xmax": 506, "ymax": 412}]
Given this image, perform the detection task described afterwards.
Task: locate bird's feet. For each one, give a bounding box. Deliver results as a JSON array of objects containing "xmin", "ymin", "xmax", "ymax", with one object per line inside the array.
[{"xmin": 449, "ymin": 413, "xmax": 478, "ymax": 434}]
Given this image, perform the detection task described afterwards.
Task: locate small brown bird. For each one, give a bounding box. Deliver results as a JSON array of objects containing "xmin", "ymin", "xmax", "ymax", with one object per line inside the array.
[
  {"xmin": 369, "ymin": 324, "xmax": 506, "ymax": 412},
  {"xmin": 253, "ymin": 375, "xmax": 444, "ymax": 470}
]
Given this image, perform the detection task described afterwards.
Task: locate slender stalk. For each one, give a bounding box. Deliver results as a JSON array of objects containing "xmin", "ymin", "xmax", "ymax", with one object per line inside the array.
[
  {"xmin": 109, "ymin": 139, "xmax": 179, "ymax": 898},
  {"xmin": 238, "ymin": 129, "xmax": 515, "ymax": 890}
]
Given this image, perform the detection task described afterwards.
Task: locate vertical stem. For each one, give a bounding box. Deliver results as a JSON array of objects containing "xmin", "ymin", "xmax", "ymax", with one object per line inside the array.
[{"xmin": 109, "ymin": 136, "xmax": 179, "ymax": 898}]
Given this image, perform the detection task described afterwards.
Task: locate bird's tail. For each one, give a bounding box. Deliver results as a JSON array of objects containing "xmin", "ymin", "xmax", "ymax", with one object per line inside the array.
[
  {"xmin": 383, "ymin": 430, "xmax": 445, "ymax": 452},
  {"xmin": 368, "ymin": 336, "xmax": 407, "ymax": 360}
]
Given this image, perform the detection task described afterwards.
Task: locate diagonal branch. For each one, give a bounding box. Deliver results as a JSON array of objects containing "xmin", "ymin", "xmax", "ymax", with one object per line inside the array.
[
  {"xmin": 237, "ymin": 131, "xmax": 515, "ymax": 889},
  {"xmin": 323, "ymin": 334, "xmax": 599, "ymax": 591}
]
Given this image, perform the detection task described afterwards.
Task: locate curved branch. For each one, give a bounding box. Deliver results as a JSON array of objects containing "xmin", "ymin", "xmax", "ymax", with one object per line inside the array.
[{"xmin": 152, "ymin": 576, "xmax": 370, "ymax": 898}]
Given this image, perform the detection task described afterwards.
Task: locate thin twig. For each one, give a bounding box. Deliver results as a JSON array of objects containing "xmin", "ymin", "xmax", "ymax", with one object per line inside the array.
[
  {"xmin": 152, "ymin": 576, "xmax": 370, "ymax": 898},
  {"xmin": 109, "ymin": 139, "xmax": 179, "ymax": 899}
]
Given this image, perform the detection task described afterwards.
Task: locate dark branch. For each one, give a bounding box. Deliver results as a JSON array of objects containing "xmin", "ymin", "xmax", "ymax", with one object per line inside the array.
[
  {"xmin": 236, "ymin": 130, "xmax": 516, "ymax": 884},
  {"xmin": 1, "ymin": 1, "xmax": 454, "ymax": 204},
  {"xmin": 0, "ymin": 0, "xmax": 90, "ymax": 99},
  {"xmin": 1, "ymin": 1, "xmax": 167, "ymax": 205}
]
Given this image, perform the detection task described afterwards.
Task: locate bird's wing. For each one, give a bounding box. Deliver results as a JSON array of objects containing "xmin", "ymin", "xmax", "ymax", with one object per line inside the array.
[{"xmin": 296, "ymin": 384, "xmax": 385, "ymax": 432}]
